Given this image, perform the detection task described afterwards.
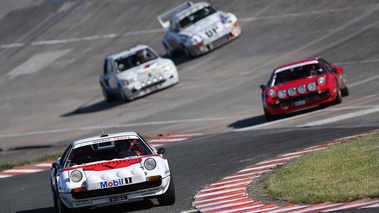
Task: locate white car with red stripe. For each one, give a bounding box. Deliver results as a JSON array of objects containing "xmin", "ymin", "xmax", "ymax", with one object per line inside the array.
[
  {"xmin": 50, "ymin": 132, "xmax": 175, "ymax": 212},
  {"xmin": 157, "ymin": 1, "xmax": 241, "ymax": 58},
  {"xmin": 99, "ymin": 44, "xmax": 179, "ymax": 102}
]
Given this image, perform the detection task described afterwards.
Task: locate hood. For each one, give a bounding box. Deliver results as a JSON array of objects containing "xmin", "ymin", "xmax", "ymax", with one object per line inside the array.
[
  {"xmin": 180, "ymin": 13, "xmax": 230, "ymax": 44},
  {"xmin": 116, "ymin": 59, "xmax": 161, "ymax": 80},
  {"xmin": 83, "ymin": 158, "xmax": 146, "ymax": 190}
]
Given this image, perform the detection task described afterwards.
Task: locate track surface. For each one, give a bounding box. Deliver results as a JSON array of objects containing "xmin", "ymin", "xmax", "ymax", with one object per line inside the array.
[{"xmin": 0, "ymin": 0, "xmax": 378, "ymax": 212}]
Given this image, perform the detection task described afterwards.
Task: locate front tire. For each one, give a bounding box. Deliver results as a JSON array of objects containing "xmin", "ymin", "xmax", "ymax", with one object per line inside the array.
[
  {"xmin": 264, "ymin": 108, "xmax": 276, "ymax": 121},
  {"xmin": 182, "ymin": 45, "xmax": 192, "ymax": 59},
  {"xmin": 102, "ymin": 86, "xmax": 115, "ymax": 102},
  {"xmin": 164, "ymin": 42, "xmax": 173, "ymax": 58},
  {"xmin": 53, "ymin": 184, "xmax": 73, "ymax": 213},
  {"xmin": 119, "ymin": 86, "xmax": 133, "ymax": 103},
  {"xmin": 333, "ymin": 87, "xmax": 342, "ymax": 105},
  {"xmin": 341, "ymin": 83, "xmax": 349, "ymax": 97},
  {"xmin": 158, "ymin": 177, "xmax": 175, "ymax": 205}
]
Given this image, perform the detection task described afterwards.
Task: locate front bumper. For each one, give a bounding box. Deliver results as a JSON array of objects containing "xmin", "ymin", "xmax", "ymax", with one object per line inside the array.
[
  {"xmin": 187, "ymin": 24, "xmax": 241, "ymax": 57},
  {"xmin": 264, "ymin": 89, "xmax": 335, "ymax": 115},
  {"xmin": 60, "ymin": 176, "xmax": 171, "ymax": 209}
]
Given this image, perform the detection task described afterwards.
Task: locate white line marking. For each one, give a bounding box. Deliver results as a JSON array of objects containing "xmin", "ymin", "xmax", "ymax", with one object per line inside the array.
[
  {"xmin": 0, "ymin": 29, "xmax": 166, "ymax": 49},
  {"xmin": 0, "ymin": 116, "xmax": 245, "ymax": 139},
  {"xmin": 6, "ymin": 49, "xmax": 71, "ymax": 79},
  {"xmin": 239, "ymin": 4, "xmax": 379, "ymax": 22},
  {"xmin": 349, "ymin": 74, "xmax": 379, "ymax": 88},
  {"xmin": 299, "ymin": 107, "xmax": 379, "ymax": 127}
]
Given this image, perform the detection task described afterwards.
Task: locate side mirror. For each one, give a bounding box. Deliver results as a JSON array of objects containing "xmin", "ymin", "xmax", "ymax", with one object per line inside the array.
[
  {"xmin": 157, "ymin": 148, "xmax": 166, "ymax": 155},
  {"xmin": 260, "ymin": 85, "xmax": 266, "ymax": 90},
  {"xmin": 52, "ymin": 162, "xmax": 61, "ymax": 170}
]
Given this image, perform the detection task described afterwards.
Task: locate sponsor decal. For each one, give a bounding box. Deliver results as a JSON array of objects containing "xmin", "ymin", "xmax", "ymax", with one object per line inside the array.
[
  {"xmin": 100, "ymin": 179, "xmax": 124, "ymax": 188},
  {"xmin": 83, "ymin": 159, "xmax": 141, "ymax": 171},
  {"xmin": 100, "ymin": 177, "xmax": 133, "ymax": 188},
  {"xmin": 203, "ymin": 23, "xmax": 220, "ymax": 38}
]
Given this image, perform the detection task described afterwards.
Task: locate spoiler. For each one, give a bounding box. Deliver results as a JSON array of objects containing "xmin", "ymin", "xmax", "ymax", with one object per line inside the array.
[{"xmin": 157, "ymin": 1, "xmax": 194, "ymax": 29}]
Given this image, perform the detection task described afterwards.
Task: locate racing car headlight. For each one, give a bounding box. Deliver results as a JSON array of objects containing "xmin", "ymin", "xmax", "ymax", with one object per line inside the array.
[
  {"xmin": 144, "ymin": 158, "xmax": 157, "ymax": 170},
  {"xmin": 162, "ymin": 64, "xmax": 172, "ymax": 71},
  {"xmin": 220, "ymin": 14, "xmax": 232, "ymax": 24},
  {"xmin": 298, "ymin": 84, "xmax": 306, "ymax": 94},
  {"xmin": 268, "ymin": 89, "xmax": 276, "ymax": 98},
  {"xmin": 190, "ymin": 35, "xmax": 202, "ymax": 45},
  {"xmin": 134, "ymin": 81, "xmax": 142, "ymax": 90},
  {"xmin": 317, "ymin": 77, "xmax": 326, "ymax": 85},
  {"xmin": 307, "ymin": 82, "xmax": 317, "ymax": 92},
  {"xmin": 70, "ymin": 170, "xmax": 83, "ymax": 182},
  {"xmin": 288, "ymin": 87, "xmax": 296, "ymax": 96},
  {"xmin": 278, "ymin": 89, "xmax": 287, "ymax": 99}
]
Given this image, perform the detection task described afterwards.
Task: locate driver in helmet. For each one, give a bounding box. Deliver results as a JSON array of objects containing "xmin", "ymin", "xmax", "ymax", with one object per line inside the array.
[
  {"xmin": 136, "ymin": 49, "xmax": 150, "ymax": 65},
  {"xmin": 115, "ymin": 139, "xmax": 145, "ymax": 158}
]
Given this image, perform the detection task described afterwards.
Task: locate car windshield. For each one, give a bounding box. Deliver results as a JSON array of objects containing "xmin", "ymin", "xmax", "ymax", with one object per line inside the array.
[
  {"xmin": 114, "ymin": 48, "xmax": 158, "ymax": 73},
  {"xmin": 179, "ymin": 6, "xmax": 216, "ymax": 29},
  {"xmin": 269, "ymin": 63, "xmax": 327, "ymax": 86},
  {"xmin": 65, "ymin": 138, "xmax": 153, "ymax": 167}
]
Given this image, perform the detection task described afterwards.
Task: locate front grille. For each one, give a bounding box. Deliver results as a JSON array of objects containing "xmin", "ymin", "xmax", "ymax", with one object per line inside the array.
[
  {"xmin": 208, "ymin": 35, "xmax": 230, "ymax": 48},
  {"xmin": 270, "ymin": 90, "xmax": 330, "ymax": 109},
  {"xmin": 72, "ymin": 179, "xmax": 162, "ymax": 199}
]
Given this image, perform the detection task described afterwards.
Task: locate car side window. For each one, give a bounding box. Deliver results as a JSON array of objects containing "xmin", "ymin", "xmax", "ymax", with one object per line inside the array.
[{"xmin": 60, "ymin": 145, "xmax": 72, "ymax": 167}]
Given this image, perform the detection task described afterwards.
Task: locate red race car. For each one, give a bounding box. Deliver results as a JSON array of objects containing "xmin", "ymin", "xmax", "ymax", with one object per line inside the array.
[{"xmin": 260, "ymin": 58, "xmax": 349, "ymax": 121}]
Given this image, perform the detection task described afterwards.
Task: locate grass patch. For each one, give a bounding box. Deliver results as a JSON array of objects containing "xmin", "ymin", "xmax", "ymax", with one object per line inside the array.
[
  {"xmin": 266, "ymin": 132, "xmax": 379, "ymax": 204},
  {"xmin": 0, "ymin": 153, "xmax": 62, "ymax": 171}
]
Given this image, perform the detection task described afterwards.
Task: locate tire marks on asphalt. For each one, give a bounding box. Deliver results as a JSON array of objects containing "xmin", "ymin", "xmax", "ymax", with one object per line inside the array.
[{"xmin": 193, "ymin": 130, "xmax": 379, "ymax": 213}]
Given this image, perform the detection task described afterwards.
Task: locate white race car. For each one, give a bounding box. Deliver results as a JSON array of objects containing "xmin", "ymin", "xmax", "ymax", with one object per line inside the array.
[
  {"xmin": 157, "ymin": 1, "xmax": 241, "ymax": 58},
  {"xmin": 50, "ymin": 132, "xmax": 175, "ymax": 212},
  {"xmin": 99, "ymin": 44, "xmax": 179, "ymax": 102}
]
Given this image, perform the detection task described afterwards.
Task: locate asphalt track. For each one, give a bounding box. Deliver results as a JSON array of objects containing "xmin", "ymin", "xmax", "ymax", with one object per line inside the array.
[{"xmin": 0, "ymin": 0, "xmax": 379, "ymax": 212}]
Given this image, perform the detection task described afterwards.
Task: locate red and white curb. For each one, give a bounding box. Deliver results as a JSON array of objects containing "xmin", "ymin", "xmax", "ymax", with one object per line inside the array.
[
  {"xmin": 0, "ymin": 133, "xmax": 202, "ymax": 179},
  {"xmin": 0, "ymin": 161, "xmax": 55, "ymax": 178},
  {"xmin": 193, "ymin": 130, "xmax": 379, "ymax": 213},
  {"xmin": 147, "ymin": 133, "xmax": 203, "ymax": 148}
]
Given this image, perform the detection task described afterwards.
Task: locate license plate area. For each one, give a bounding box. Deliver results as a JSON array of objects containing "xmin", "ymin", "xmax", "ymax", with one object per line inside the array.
[
  {"xmin": 294, "ymin": 100, "xmax": 306, "ymax": 106},
  {"xmin": 110, "ymin": 195, "xmax": 127, "ymax": 202}
]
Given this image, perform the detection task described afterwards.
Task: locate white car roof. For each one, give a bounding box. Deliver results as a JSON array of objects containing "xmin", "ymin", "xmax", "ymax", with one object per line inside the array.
[
  {"xmin": 71, "ymin": 131, "xmax": 139, "ymax": 147},
  {"xmin": 105, "ymin": 45, "xmax": 151, "ymax": 61},
  {"xmin": 173, "ymin": 2, "xmax": 211, "ymax": 21}
]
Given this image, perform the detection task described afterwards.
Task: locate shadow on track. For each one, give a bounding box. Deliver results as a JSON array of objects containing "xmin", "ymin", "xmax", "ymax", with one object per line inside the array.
[
  {"xmin": 228, "ymin": 115, "xmax": 267, "ymax": 129},
  {"xmin": 228, "ymin": 105, "xmax": 330, "ymax": 129},
  {"xmin": 17, "ymin": 200, "xmax": 156, "ymax": 213},
  {"xmin": 61, "ymin": 100, "xmax": 124, "ymax": 117}
]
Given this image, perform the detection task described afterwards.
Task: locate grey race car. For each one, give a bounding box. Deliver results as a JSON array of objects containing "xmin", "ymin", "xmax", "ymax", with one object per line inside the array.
[
  {"xmin": 157, "ymin": 1, "xmax": 241, "ymax": 58},
  {"xmin": 99, "ymin": 45, "xmax": 179, "ymax": 102}
]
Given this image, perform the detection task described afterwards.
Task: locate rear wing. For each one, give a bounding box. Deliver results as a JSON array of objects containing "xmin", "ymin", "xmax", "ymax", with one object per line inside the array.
[{"xmin": 157, "ymin": 1, "xmax": 194, "ymax": 29}]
